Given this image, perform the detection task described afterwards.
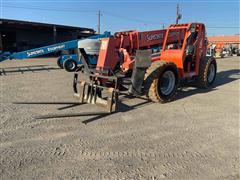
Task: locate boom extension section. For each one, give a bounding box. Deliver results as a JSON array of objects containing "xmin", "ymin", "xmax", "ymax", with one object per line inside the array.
[{"xmin": 0, "ymin": 32, "xmax": 111, "ymax": 64}]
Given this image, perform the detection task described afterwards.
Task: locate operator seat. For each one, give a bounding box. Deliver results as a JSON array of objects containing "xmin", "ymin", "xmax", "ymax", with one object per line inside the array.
[
  {"xmin": 186, "ymin": 31, "xmax": 198, "ymax": 56},
  {"xmin": 184, "ymin": 28, "xmax": 198, "ymax": 71}
]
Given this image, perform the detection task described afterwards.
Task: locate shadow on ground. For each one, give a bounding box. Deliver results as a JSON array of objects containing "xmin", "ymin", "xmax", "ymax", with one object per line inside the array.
[
  {"xmin": 13, "ymin": 96, "xmax": 153, "ymax": 124},
  {"xmin": 0, "ymin": 65, "xmax": 60, "ymax": 75},
  {"xmin": 176, "ymin": 69, "xmax": 240, "ymax": 100},
  {"xmin": 214, "ymin": 69, "xmax": 240, "ymax": 87},
  {"xmin": 13, "ymin": 69, "xmax": 240, "ymax": 123}
]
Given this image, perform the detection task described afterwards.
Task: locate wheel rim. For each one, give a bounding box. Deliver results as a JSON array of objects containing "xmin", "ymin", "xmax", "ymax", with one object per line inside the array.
[
  {"xmin": 159, "ymin": 70, "xmax": 176, "ymax": 96},
  {"xmin": 208, "ymin": 63, "xmax": 215, "ymax": 83},
  {"xmin": 66, "ymin": 61, "xmax": 75, "ymax": 70}
]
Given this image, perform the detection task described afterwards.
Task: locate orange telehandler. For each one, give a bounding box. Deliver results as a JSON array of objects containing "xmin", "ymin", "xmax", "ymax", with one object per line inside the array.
[
  {"xmin": 28, "ymin": 23, "xmax": 216, "ymax": 119},
  {"xmin": 72, "ymin": 23, "xmax": 217, "ymax": 113}
]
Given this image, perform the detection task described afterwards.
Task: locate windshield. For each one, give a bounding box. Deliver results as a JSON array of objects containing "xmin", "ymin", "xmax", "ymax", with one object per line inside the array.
[{"xmin": 165, "ymin": 29, "xmax": 185, "ymax": 50}]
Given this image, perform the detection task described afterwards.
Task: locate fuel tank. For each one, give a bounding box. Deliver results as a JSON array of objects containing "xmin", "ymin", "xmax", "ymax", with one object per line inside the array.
[{"xmin": 78, "ymin": 39, "xmax": 101, "ymax": 55}]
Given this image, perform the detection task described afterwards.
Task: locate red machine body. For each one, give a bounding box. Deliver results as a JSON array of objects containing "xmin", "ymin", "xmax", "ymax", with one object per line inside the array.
[{"xmin": 97, "ymin": 29, "xmax": 180, "ymax": 72}]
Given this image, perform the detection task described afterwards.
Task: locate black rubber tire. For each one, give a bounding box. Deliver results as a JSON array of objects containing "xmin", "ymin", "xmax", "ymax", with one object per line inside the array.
[
  {"xmin": 195, "ymin": 56, "xmax": 217, "ymax": 88},
  {"xmin": 57, "ymin": 58, "xmax": 63, "ymax": 69},
  {"xmin": 144, "ymin": 61, "xmax": 178, "ymax": 103},
  {"xmin": 63, "ymin": 59, "xmax": 77, "ymax": 72}
]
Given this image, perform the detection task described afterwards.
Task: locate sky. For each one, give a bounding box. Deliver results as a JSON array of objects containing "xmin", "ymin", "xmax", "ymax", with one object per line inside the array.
[{"xmin": 0, "ymin": 0, "xmax": 239, "ymax": 36}]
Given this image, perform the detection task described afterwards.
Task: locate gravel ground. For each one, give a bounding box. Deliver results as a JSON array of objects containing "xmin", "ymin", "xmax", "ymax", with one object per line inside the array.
[{"xmin": 0, "ymin": 56, "xmax": 239, "ymax": 179}]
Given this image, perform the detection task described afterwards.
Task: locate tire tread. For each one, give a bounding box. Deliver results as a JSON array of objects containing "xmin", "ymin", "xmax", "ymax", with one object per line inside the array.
[{"xmin": 144, "ymin": 61, "xmax": 178, "ymax": 103}]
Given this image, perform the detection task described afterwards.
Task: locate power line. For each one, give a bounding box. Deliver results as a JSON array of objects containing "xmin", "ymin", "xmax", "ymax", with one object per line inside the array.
[
  {"xmin": 2, "ymin": 0, "xmax": 239, "ymax": 2},
  {"xmin": 103, "ymin": 11, "xmax": 164, "ymax": 25},
  {"xmin": 2, "ymin": 5, "xmax": 95, "ymax": 13},
  {"xmin": 207, "ymin": 27, "xmax": 240, "ymax": 29},
  {"xmin": 2, "ymin": 5, "xmax": 239, "ymax": 30},
  {"xmin": 3, "ymin": 5, "xmax": 165, "ymax": 26}
]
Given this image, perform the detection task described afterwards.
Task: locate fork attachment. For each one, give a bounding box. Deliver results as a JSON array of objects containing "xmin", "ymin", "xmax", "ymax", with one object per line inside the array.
[{"xmin": 73, "ymin": 72, "xmax": 118, "ymax": 113}]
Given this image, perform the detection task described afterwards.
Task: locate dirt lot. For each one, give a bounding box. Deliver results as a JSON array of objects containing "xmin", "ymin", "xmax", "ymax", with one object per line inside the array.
[{"xmin": 0, "ymin": 56, "xmax": 239, "ymax": 179}]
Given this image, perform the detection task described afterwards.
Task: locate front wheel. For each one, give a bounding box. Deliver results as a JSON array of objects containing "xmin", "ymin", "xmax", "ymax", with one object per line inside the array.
[
  {"xmin": 144, "ymin": 61, "xmax": 178, "ymax": 103},
  {"xmin": 63, "ymin": 59, "xmax": 77, "ymax": 72}
]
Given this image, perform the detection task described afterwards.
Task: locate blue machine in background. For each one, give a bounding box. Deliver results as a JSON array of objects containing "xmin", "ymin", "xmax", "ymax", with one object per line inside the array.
[
  {"xmin": 0, "ymin": 51, "xmax": 11, "ymax": 60},
  {"xmin": 0, "ymin": 31, "xmax": 111, "ymax": 72},
  {"xmin": 57, "ymin": 54, "xmax": 98, "ymax": 72}
]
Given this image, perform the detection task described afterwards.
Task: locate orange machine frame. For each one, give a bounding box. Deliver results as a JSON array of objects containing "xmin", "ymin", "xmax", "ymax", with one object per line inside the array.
[
  {"xmin": 160, "ymin": 23, "xmax": 206, "ymax": 78},
  {"xmin": 97, "ymin": 23, "xmax": 206, "ymax": 79}
]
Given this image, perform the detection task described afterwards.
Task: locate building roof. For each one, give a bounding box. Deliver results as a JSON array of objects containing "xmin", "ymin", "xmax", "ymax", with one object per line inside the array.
[
  {"xmin": 0, "ymin": 18, "xmax": 95, "ymax": 34},
  {"xmin": 208, "ymin": 35, "xmax": 240, "ymax": 43}
]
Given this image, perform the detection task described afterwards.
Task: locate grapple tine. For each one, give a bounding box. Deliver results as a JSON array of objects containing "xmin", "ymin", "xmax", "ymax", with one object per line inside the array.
[
  {"xmin": 89, "ymin": 84, "xmax": 94, "ymax": 103},
  {"xmin": 79, "ymin": 81, "xmax": 86, "ymax": 103},
  {"xmin": 107, "ymin": 88, "xmax": 115, "ymax": 113},
  {"xmin": 93, "ymin": 86, "xmax": 98, "ymax": 103},
  {"xmin": 73, "ymin": 73, "xmax": 78, "ymax": 94},
  {"xmin": 73, "ymin": 64, "xmax": 119, "ymax": 113},
  {"xmin": 86, "ymin": 84, "xmax": 90, "ymax": 102}
]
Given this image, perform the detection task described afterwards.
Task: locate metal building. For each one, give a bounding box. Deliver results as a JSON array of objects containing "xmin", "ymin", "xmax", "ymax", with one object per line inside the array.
[
  {"xmin": 208, "ymin": 35, "xmax": 240, "ymax": 48},
  {"xmin": 0, "ymin": 18, "xmax": 95, "ymax": 52}
]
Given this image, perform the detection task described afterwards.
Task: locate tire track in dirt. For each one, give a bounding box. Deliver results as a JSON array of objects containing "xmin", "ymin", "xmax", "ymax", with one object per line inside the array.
[
  {"xmin": 73, "ymin": 149, "xmax": 217, "ymax": 161},
  {"xmin": 0, "ymin": 144, "xmax": 221, "ymax": 171}
]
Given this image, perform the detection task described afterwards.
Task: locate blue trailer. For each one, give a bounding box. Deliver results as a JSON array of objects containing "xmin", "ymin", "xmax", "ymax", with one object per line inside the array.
[{"xmin": 0, "ymin": 31, "xmax": 111, "ymax": 72}]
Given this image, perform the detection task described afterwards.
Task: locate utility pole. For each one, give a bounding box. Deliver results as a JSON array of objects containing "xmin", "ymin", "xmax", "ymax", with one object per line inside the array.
[
  {"xmin": 176, "ymin": 3, "xmax": 182, "ymax": 24},
  {"xmin": 97, "ymin": 10, "xmax": 102, "ymax": 34}
]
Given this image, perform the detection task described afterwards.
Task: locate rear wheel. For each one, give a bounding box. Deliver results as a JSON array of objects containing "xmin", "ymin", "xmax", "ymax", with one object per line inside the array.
[
  {"xmin": 144, "ymin": 61, "xmax": 178, "ymax": 103},
  {"xmin": 195, "ymin": 56, "xmax": 217, "ymax": 88},
  {"xmin": 63, "ymin": 59, "xmax": 77, "ymax": 72}
]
